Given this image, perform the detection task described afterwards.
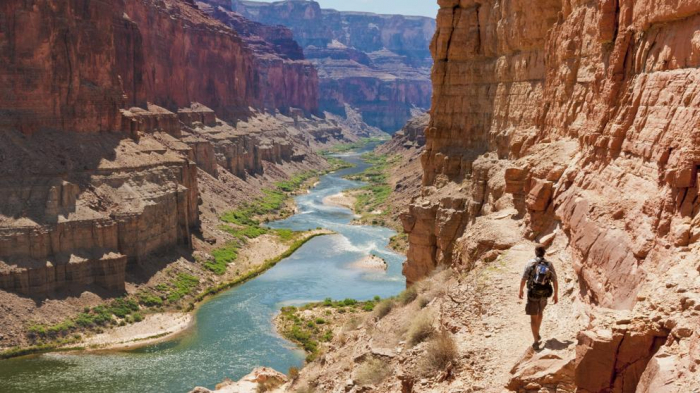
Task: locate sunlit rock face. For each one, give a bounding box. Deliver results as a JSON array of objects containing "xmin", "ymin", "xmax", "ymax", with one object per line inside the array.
[
  {"xmin": 400, "ymin": 0, "xmax": 700, "ymax": 390},
  {"xmin": 223, "ymin": 0, "xmax": 435, "ymax": 133}
]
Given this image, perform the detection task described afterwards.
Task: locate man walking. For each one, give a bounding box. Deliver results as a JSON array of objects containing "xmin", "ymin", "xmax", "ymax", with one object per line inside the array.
[{"xmin": 518, "ymin": 244, "xmax": 558, "ymax": 349}]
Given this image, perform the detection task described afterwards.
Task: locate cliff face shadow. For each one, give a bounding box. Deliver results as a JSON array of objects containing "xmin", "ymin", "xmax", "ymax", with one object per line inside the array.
[
  {"xmin": 0, "ymin": 129, "xmax": 122, "ymax": 224},
  {"xmin": 125, "ymin": 246, "xmax": 196, "ymax": 286}
]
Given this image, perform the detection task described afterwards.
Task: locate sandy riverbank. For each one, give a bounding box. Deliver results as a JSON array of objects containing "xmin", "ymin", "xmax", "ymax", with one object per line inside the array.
[
  {"xmin": 322, "ymin": 192, "xmax": 356, "ymax": 210},
  {"xmin": 81, "ymin": 312, "xmax": 194, "ymax": 351},
  {"xmin": 350, "ymin": 254, "xmax": 388, "ymax": 270},
  {"xmin": 58, "ymin": 230, "xmax": 332, "ymax": 354}
]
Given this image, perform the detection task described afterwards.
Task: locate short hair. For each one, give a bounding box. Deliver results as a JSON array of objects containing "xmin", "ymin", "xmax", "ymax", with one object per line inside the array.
[{"xmin": 535, "ymin": 244, "xmax": 546, "ymax": 258}]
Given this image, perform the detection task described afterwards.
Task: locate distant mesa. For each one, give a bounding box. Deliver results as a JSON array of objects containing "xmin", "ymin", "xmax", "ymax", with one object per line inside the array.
[{"xmin": 210, "ymin": 0, "xmax": 435, "ymax": 133}]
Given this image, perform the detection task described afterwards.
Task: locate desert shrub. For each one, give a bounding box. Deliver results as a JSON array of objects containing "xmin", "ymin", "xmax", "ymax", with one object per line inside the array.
[
  {"xmin": 355, "ymin": 357, "xmax": 391, "ymax": 386},
  {"xmin": 108, "ymin": 298, "xmax": 139, "ymax": 318},
  {"xmin": 167, "ymin": 274, "xmax": 200, "ymax": 302},
  {"xmin": 362, "ymin": 301, "xmax": 375, "ymax": 311},
  {"xmin": 256, "ymin": 378, "xmax": 283, "ymax": 393},
  {"xmin": 398, "ymin": 286, "xmax": 418, "ymax": 305},
  {"xmin": 407, "ymin": 312, "xmax": 435, "ymax": 347},
  {"xmin": 207, "ymin": 245, "xmax": 239, "ymax": 275},
  {"xmin": 138, "ymin": 292, "xmax": 163, "ymax": 307},
  {"xmin": 342, "ymin": 298, "xmax": 357, "ymax": 306},
  {"xmin": 418, "ymin": 296, "xmax": 432, "ymax": 309},
  {"xmin": 374, "ymin": 299, "xmax": 394, "ymax": 319},
  {"xmin": 342, "ymin": 316, "xmax": 363, "ymax": 332},
  {"xmin": 321, "ymin": 329, "xmax": 333, "ymax": 342},
  {"xmin": 419, "ymin": 331, "xmax": 458, "ymax": 376},
  {"xmin": 288, "ymin": 367, "xmax": 300, "ymax": 379}
]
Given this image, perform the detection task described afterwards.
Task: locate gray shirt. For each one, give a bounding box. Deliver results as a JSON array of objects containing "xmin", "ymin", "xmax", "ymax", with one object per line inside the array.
[{"xmin": 522, "ymin": 258, "xmax": 557, "ymax": 286}]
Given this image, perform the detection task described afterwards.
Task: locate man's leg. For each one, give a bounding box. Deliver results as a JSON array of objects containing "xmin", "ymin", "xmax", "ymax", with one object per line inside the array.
[
  {"xmin": 532, "ymin": 313, "xmax": 543, "ymax": 342},
  {"xmin": 529, "ymin": 314, "xmax": 541, "ymax": 342}
]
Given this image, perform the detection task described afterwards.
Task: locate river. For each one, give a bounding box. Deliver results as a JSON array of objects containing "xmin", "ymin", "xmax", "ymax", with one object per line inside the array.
[{"xmin": 0, "ymin": 147, "xmax": 406, "ymax": 392}]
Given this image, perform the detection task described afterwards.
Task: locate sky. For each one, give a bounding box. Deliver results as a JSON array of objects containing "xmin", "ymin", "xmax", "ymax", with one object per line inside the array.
[{"xmin": 255, "ymin": 0, "xmax": 439, "ymax": 18}]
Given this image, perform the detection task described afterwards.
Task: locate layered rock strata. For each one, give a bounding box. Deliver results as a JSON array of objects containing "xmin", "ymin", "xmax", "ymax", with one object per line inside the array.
[
  {"xmin": 0, "ymin": 129, "xmax": 199, "ymax": 296},
  {"xmin": 398, "ymin": 0, "xmax": 700, "ymax": 390},
  {"xmin": 0, "ymin": 0, "xmax": 334, "ymax": 299},
  {"xmin": 197, "ymin": 2, "xmax": 319, "ymax": 115},
  {"xmin": 0, "ymin": 0, "xmax": 319, "ymax": 136},
  {"xmin": 224, "ymin": 0, "xmax": 436, "ymax": 132}
]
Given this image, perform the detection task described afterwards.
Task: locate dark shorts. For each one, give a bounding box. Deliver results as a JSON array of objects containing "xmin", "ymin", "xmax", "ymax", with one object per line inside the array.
[{"xmin": 526, "ymin": 296, "xmax": 547, "ymax": 315}]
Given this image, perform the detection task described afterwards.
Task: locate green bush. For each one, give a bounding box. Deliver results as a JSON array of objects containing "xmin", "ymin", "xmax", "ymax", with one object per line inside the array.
[
  {"xmin": 207, "ymin": 244, "xmax": 240, "ymax": 275},
  {"xmin": 108, "ymin": 298, "xmax": 139, "ymax": 318},
  {"xmin": 167, "ymin": 274, "xmax": 200, "ymax": 303},
  {"xmin": 138, "ymin": 292, "xmax": 163, "ymax": 307}
]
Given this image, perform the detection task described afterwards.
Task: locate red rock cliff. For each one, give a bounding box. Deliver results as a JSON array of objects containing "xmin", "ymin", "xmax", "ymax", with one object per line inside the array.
[
  {"xmin": 401, "ymin": 0, "xmax": 700, "ymax": 390},
  {"xmin": 228, "ymin": 0, "xmax": 435, "ymax": 132},
  {"xmin": 0, "ymin": 0, "xmax": 134, "ymax": 133},
  {"xmin": 196, "ymin": 2, "xmax": 319, "ymax": 115},
  {"xmin": 0, "ymin": 0, "xmax": 319, "ymax": 134}
]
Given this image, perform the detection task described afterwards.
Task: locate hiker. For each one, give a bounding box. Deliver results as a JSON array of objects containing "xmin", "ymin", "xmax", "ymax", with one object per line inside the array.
[{"xmin": 518, "ymin": 244, "xmax": 558, "ymax": 348}]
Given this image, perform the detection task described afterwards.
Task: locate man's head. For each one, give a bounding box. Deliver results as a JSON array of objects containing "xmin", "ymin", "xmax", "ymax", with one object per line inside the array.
[{"xmin": 535, "ymin": 244, "xmax": 546, "ymax": 258}]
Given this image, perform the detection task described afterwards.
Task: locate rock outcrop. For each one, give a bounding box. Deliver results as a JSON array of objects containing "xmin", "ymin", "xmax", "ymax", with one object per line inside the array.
[
  {"xmin": 397, "ymin": 0, "xmax": 700, "ymax": 391},
  {"xmin": 190, "ymin": 367, "xmax": 288, "ymax": 393},
  {"xmin": 224, "ymin": 0, "xmax": 435, "ymax": 132},
  {"xmin": 0, "ymin": 0, "xmax": 336, "ymax": 301}
]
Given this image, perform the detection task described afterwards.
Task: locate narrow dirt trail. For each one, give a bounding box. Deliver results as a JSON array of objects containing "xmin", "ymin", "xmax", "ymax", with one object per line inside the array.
[{"xmin": 442, "ymin": 239, "xmax": 584, "ymax": 392}]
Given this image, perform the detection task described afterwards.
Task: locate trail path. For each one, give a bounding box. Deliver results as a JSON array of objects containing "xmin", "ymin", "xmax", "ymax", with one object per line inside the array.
[{"xmin": 442, "ymin": 240, "xmax": 583, "ymax": 392}]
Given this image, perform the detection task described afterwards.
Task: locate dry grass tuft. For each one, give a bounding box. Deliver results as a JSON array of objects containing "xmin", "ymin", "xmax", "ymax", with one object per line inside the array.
[
  {"xmin": 342, "ymin": 315, "xmax": 364, "ymax": 331},
  {"xmin": 398, "ymin": 286, "xmax": 418, "ymax": 305},
  {"xmin": 355, "ymin": 357, "xmax": 391, "ymax": 386},
  {"xmin": 406, "ymin": 312, "xmax": 435, "ymax": 346},
  {"xmin": 418, "ymin": 331, "xmax": 458, "ymax": 376},
  {"xmin": 417, "ymin": 295, "xmax": 432, "ymax": 308},
  {"xmin": 256, "ymin": 378, "xmax": 283, "ymax": 392},
  {"xmin": 288, "ymin": 367, "xmax": 300, "ymax": 379},
  {"xmin": 374, "ymin": 298, "xmax": 395, "ymax": 319}
]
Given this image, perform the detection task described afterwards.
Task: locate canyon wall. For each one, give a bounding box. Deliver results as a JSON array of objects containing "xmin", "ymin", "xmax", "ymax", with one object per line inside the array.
[
  {"xmin": 196, "ymin": 2, "xmax": 319, "ymax": 115},
  {"xmin": 0, "ymin": 0, "xmax": 327, "ymax": 299},
  {"xmin": 400, "ymin": 0, "xmax": 700, "ymax": 391},
  {"xmin": 226, "ymin": 0, "xmax": 435, "ymax": 132},
  {"xmin": 0, "ymin": 0, "xmax": 319, "ymax": 136}
]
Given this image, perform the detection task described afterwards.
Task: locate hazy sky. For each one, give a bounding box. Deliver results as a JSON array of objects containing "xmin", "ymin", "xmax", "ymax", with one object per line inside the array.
[{"xmin": 254, "ymin": 0, "xmax": 439, "ymax": 18}]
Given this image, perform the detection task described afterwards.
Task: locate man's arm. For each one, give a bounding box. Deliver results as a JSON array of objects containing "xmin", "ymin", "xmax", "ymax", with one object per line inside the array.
[
  {"xmin": 519, "ymin": 279, "xmax": 526, "ymax": 299},
  {"xmin": 551, "ymin": 263, "xmax": 559, "ymax": 304}
]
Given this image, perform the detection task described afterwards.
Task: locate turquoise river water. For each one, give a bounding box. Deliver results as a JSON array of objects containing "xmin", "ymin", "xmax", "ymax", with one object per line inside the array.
[{"xmin": 0, "ymin": 147, "xmax": 406, "ymax": 392}]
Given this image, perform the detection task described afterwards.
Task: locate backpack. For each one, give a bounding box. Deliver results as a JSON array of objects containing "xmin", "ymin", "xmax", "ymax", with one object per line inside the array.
[{"xmin": 528, "ymin": 258, "xmax": 553, "ymax": 299}]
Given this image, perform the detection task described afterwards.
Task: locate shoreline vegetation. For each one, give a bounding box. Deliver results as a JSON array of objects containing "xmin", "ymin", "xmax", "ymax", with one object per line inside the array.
[
  {"xmin": 275, "ymin": 286, "xmax": 419, "ymax": 365},
  {"xmin": 0, "ymin": 158, "xmax": 349, "ymax": 360}
]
